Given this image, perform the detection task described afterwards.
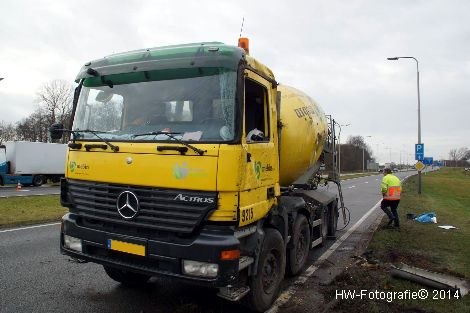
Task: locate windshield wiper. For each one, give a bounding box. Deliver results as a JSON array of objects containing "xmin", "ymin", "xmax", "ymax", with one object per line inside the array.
[
  {"xmin": 72, "ymin": 129, "xmax": 119, "ymax": 152},
  {"xmin": 133, "ymin": 131, "xmax": 205, "ymax": 156}
]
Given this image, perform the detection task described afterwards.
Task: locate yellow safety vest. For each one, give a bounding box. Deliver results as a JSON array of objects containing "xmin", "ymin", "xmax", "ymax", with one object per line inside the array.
[{"xmin": 381, "ymin": 174, "xmax": 401, "ymax": 200}]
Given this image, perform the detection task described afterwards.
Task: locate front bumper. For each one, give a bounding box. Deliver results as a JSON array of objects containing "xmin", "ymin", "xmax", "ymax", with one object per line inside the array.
[{"xmin": 61, "ymin": 213, "xmax": 240, "ymax": 287}]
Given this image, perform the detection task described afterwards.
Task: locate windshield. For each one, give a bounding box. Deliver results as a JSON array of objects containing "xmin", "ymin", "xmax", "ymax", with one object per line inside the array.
[{"xmin": 73, "ymin": 68, "xmax": 237, "ymax": 142}]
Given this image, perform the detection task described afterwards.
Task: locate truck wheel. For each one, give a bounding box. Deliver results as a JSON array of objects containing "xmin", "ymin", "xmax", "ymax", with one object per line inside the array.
[
  {"xmin": 287, "ymin": 215, "xmax": 310, "ymax": 276},
  {"xmin": 245, "ymin": 228, "xmax": 285, "ymax": 312},
  {"xmin": 103, "ymin": 266, "xmax": 151, "ymax": 287},
  {"xmin": 32, "ymin": 175, "xmax": 45, "ymax": 186}
]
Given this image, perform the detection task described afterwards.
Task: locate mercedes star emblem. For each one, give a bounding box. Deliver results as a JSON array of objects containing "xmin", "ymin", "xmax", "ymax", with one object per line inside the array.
[{"xmin": 116, "ymin": 191, "xmax": 140, "ymax": 220}]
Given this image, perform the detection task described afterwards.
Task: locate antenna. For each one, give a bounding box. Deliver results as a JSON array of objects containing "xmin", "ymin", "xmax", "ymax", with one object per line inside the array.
[
  {"xmin": 239, "ymin": 17, "xmax": 245, "ymax": 38},
  {"xmin": 237, "ymin": 17, "xmax": 249, "ymax": 55}
]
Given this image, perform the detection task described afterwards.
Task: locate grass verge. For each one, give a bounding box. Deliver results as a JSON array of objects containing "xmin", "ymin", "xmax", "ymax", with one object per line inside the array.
[
  {"xmin": 325, "ymin": 168, "xmax": 470, "ymax": 313},
  {"xmin": 0, "ymin": 195, "xmax": 67, "ymax": 228}
]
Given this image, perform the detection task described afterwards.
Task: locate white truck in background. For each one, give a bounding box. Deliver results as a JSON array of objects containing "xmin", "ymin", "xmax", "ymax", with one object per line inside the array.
[{"xmin": 0, "ymin": 141, "xmax": 67, "ymax": 186}]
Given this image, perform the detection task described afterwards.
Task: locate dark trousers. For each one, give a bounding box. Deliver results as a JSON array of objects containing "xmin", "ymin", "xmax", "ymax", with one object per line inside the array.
[{"xmin": 381, "ymin": 199, "xmax": 400, "ymax": 226}]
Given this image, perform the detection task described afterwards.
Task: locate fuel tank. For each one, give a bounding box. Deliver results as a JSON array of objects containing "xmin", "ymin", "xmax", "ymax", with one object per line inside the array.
[{"xmin": 278, "ymin": 85, "xmax": 328, "ymax": 186}]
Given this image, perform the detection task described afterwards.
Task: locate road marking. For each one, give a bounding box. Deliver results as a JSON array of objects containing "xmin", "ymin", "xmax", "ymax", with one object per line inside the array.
[
  {"xmin": 267, "ymin": 173, "xmax": 416, "ymax": 313},
  {"xmin": 364, "ymin": 181, "xmax": 369, "ymax": 184},
  {"xmin": 347, "ymin": 185, "xmax": 356, "ymax": 189},
  {"xmin": 267, "ymin": 198, "xmax": 382, "ymax": 313},
  {"xmin": 375, "ymin": 178, "xmax": 379, "ymax": 181},
  {"xmin": 0, "ymin": 222, "xmax": 60, "ymax": 233}
]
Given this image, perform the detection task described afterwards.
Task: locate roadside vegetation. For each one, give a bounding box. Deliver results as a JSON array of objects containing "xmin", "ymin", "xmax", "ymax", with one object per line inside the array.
[
  {"xmin": 0, "ymin": 195, "xmax": 66, "ymax": 228},
  {"xmin": 324, "ymin": 168, "xmax": 470, "ymax": 313}
]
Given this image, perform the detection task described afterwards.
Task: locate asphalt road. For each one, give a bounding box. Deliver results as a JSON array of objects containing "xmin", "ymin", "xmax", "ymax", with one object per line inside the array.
[
  {"xmin": 0, "ymin": 185, "xmax": 60, "ymax": 198},
  {"xmin": 0, "ymin": 171, "xmax": 418, "ymax": 313}
]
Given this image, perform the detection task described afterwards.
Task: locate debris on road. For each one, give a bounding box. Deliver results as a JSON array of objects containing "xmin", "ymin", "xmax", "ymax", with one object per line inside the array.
[
  {"xmin": 391, "ymin": 263, "xmax": 469, "ymax": 297},
  {"xmin": 438, "ymin": 225, "xmax": 458, "ymax": 230},
  {"xmin": 351, "ymin": 255, "xmax": 381, "ymax": 269},
  {"xmin": 414, "ymin": 212, "xmax": 437, "ymax": 223}
]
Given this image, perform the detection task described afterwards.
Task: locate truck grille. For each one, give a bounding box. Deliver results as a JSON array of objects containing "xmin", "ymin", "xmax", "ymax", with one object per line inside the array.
[{"xmin": 67, "ymin": 179, "xmax": 217, "ymax": 235}]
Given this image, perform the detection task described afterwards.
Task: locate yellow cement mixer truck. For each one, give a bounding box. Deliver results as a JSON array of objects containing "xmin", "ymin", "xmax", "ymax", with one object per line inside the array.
[{"xmin": 51, "ymin": 39, "xmax": 344, "ymax": 312}]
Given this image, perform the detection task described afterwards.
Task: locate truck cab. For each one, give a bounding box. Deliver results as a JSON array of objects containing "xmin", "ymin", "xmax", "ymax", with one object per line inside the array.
[
  {"xmin": 56, "ymin": 41, "xmax": 339, "ymax": 312},
  {"xmin": 0, "ymin": 145, "xmax": 7, "ymax": 180},
  {"xmin": 0, "ymin": 144, "xmax": 33, "ymax": 186}
]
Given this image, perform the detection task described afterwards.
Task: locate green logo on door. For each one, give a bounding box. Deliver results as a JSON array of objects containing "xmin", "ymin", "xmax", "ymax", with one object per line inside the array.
[
  {"xmin": 69, "ymin": 161, "xmax": 76, "ymax": 173},
  {"xmin": 173, "ymin": 163, "xmax": 189, "ymax": 179},
  {"xmin": 254, "ymin": 161, "xmax": 262, "ymax": 180}
]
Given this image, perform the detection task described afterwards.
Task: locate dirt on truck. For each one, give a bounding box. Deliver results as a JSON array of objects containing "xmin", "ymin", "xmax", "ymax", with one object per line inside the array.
[{"xmin": 52, "ymin": 38, "xmax": 345, "ymax": 312}]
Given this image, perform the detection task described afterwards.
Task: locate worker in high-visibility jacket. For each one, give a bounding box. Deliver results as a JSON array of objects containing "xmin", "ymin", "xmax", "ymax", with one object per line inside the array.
[{"xmin": 381, "ymin": 168, "xmax": 402, "ymax": 227}]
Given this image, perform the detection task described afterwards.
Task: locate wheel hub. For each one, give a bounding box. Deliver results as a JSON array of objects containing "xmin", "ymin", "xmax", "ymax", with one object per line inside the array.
[{"xmin": 262, "ymin": 253, "xmax": 278, "ymax": 293}]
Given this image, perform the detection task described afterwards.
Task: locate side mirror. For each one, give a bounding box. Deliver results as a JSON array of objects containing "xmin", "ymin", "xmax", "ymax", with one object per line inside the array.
[{"xmin": 50, "ymin": 123, "xmax": 64, "ymax": 140}]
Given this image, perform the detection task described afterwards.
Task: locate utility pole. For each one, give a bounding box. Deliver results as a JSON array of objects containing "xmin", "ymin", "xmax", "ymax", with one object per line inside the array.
[
  {"xmin": 363, "ymin": 135, "xmax": 372, "ymax": 173},
  {"xmin": 336, "ymin": 123, "xmax": 350, "ymax": 176}
]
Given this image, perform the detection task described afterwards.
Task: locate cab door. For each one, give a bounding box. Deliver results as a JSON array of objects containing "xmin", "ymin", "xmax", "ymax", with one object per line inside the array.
[
  {"xmin": 0, "ymin": 147, "xmax": 7, "ymax": 174},
  {"xmin": 239, "ymin": 71, "xmax": 279, "ymax": 226}
]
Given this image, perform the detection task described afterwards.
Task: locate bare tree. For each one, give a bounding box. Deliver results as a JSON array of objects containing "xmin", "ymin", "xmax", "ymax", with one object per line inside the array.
[
  {"xmin": 448, "ymin": 147, "xmax": 469, "ymax": 167},
  {"xmin": 36, "ymin": 80, "xmax": 73, "ymax": 123},
  {"xmin": 464, "ymin": 149, "xmax": 470, "ymax": 161},
  {"xmin": 337, "ymin": 135, "xmax": 374, "ymax": 172},
  {"xmin": 15, "ymin": 107, "xmax": 49, "ymax": 142},
  {"xmin": 0, "ymin": 120, "xmax": 17, "ymax": 144},
  {"xmin": 35, "ymin": 80, "xmax": 74, "ymax": 142},
  {"xmin": 449, "ymin": 148, "xmax": 457, "ymax": 164},
  {"xmin": 347, "ymin": 135, "xmax": 366, "ymax": 148}
]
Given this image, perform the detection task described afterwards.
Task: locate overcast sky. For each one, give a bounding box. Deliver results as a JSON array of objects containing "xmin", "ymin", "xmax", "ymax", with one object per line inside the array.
[{"xmin": 1, "ymin": 0, "xmax": 469, "ymax": 163}]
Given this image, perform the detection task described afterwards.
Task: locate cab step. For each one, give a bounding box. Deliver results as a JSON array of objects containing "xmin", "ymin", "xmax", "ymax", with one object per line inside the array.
[{"xmin": 217, "ymin": 285, "xmax": 250, "ymax": 302}]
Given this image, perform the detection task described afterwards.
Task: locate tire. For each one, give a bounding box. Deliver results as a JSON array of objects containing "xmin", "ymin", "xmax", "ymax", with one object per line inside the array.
[
  {"xmin": 244, "ymin": 228, "xmax": 286, "ymax": 312},
  {"xmin": 50, "ymin": 175, "xmax": 61, "ymax": 183},
  {"xmin": 103, "ymin": 266, "xmax": 151, "ymax": 287},
  {"xmin": 287, "ymin": 215, "xmax": 310, "ymax": 276},
  {"xmin": 32, "ymin": 175, "xmax": 45, "ymax": 187}
]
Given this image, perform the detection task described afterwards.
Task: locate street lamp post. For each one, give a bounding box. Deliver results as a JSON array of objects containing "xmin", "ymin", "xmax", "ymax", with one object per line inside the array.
[
  {"xmin": 336, "ymin": 123, "xmax": 350, "ymax": 176},
  {"xmin": 387, "ymin": 56, "xmax": 422, "ymax": 194},
  {"xmin": 384, "ymin": 147, "xmax": 392, "ymax": 163},
  {"xmin": 375, "ymin": 143, "xmax": 380, "ymax": 162},
  {"xmin": 363, "ymin": 135, "xmax": 372, "ymax": 173}
]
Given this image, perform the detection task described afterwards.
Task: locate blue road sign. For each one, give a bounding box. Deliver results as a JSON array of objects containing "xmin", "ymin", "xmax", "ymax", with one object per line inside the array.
[
  {"xmin": 423, "ymin": 157, "xmax": 433, "ymax": 165},
  {"xmin": 415, "ymin": 144, "xmax": 424, "ymax": 160}
]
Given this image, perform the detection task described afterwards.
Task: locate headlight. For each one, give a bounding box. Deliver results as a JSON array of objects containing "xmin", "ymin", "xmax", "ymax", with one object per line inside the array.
[
  {"xmin": 64, "ymin": 235, "xmax": 82, "ymax": 252},
  {"xmin": 182, "ymin": 260, "xmax": 219, "ymax": 278}
]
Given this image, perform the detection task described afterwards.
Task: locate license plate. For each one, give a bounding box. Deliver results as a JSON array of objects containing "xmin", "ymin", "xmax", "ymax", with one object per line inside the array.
[{"xmin": 107, "ymin": 239, "xmax": 146, "ymax": 256}]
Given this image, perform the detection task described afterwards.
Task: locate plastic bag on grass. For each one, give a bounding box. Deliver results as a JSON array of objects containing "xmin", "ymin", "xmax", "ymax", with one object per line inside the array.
[{"xmin": 414, "ymin": 212, "xmax": 437, "ymax": 223}]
